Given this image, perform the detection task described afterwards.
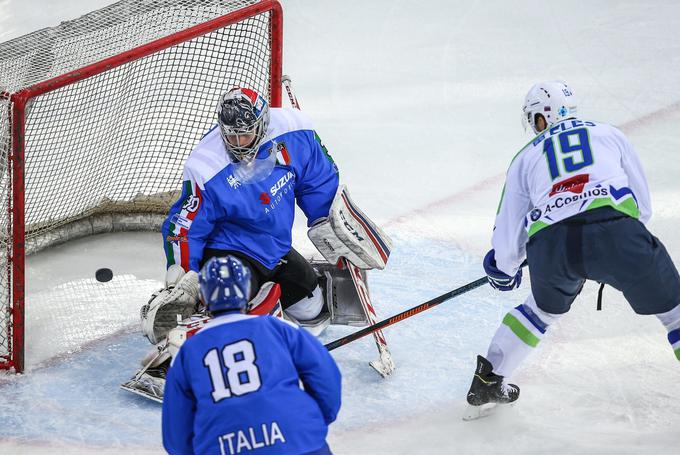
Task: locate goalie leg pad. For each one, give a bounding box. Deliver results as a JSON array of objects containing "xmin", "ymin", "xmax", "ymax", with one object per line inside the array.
[
  {"xmin": 141, "ymin": 341, "xmax": 172, "ymax": 368},
  {"xmin": 308, "ymin": 185, "xmax": 393, "ymax": 270},
  {"xmin": 312, "ymin": 260, "xmax": 369, "ymax": 327},
  {"xmin": 248, "ymin": 281, "xmax": 283, "ymax": 317},
  {"xmin": 284, "ymin": 288, "xmax": 331, "ymax": 337},
  {"xmin": 285, "ymin": 285, "xmax": 324, "ymax": 321}
]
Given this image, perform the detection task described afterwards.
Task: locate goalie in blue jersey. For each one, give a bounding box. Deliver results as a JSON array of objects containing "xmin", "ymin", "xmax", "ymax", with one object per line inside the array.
[
  {"xmin": 126, "ymin": 86, "xmax": 392, "ymax": 400},
  {"xmin": 162, "ymin": 255, "xmax": 341, "ymax": 455},
  {"xmin": 140, "ymin": 87, "xmax": 391, "ymax": 347}
]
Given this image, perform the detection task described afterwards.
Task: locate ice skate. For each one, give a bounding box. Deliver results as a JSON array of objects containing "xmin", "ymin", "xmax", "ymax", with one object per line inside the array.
[{"xmin": 462, "ymin": 355, "xmax": 519, "ymax": 421}]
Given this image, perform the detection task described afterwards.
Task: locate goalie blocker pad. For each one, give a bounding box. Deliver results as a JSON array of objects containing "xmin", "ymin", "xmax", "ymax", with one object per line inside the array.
[{"xmin": 308, "ymin": 185, "xmax": 393, "ymax": 270}]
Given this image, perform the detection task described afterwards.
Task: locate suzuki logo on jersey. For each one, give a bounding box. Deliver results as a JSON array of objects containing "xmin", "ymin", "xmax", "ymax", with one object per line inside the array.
[
  {"xmin": 262, "ymin": 171, "xmax": 295, "ymax": 215},
  {"xmin": 270, "ymin": 171, "xmax": 294, "ymax": 197},
  {"xmin": 550, "ymin": 174, "xmax": 589, "ymax": 196},
  {"xmin": 259, "ymin": 192, "xmax": 271, "ymax": 205}
]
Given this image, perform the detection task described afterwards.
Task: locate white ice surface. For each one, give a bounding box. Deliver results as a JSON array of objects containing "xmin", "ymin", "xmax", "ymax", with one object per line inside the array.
[{"xmin": 1, "ymin": 0, "xmax": 680, "ymax": 454}]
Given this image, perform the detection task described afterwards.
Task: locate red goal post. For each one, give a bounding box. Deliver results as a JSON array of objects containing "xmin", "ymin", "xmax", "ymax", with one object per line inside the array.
[{"xmin": 0, "ymin": 0, "xmax": 283, "ymax": 373}]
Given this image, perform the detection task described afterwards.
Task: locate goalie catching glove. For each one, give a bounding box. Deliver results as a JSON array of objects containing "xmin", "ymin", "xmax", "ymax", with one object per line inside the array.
[
  {"xmin": 140, "ymin": 264, "xmax": 201, "ymax": 344},
  {"xmin": 308, "ymin": 185, "xmax": 393, "ymax": 270}
]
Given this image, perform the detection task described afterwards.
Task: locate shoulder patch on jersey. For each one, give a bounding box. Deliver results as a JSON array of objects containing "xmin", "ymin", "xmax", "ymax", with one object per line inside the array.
[{"xmin": 274, "ymin": 141, "xmax": 292, "ymax": 166}]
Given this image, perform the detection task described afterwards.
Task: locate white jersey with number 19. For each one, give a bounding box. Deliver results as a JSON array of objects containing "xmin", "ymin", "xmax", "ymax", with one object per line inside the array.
[{"xmin": 492, "ymin": 118, "xmax": 652, "ymax": 276}]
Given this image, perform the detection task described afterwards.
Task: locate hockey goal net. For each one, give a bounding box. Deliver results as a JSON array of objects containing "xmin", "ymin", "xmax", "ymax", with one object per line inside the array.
[{"xmin": 0, "ymin": 0, "xmax": 282, "ymax": 373}]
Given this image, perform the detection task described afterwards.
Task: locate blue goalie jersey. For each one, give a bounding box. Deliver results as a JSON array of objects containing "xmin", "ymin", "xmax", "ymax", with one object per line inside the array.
[
  {"xmin": 162, "ymin": 314, "xmax": 342, "ymax": 455},
  {"xmin": 162, "ymin": 107, "xmax": 339, "ymax": 272}
]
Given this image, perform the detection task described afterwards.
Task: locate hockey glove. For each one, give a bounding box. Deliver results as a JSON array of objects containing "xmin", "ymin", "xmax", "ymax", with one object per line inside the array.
[{"xmin": 483, "ymin": 249, "xmax": 522, "ymax": 291}]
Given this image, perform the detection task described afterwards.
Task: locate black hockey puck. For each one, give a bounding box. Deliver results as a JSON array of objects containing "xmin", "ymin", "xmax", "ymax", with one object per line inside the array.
[{"xmin": 95, "ymin": 268, "xmax": 113, "ymax": 282}]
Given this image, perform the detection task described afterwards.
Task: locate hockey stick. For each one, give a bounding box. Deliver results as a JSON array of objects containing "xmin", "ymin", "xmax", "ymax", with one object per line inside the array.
[
  {"xmin": 282, "ymin": 75, "xmax": 301, "ymax": 109},
  {"xmin": 282, "ymin": 75, "xmax": 395, "ymax": 377},
  {"xmin": 325, "ymin": 276, "xmax": 487, "ymax": 351},
  {"xmin": 325, "ymin": 261, "xmax": 528, "ymax": 351}
]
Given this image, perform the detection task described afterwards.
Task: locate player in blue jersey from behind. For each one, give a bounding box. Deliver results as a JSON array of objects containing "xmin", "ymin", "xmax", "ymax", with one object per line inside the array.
[{"xmin": 162, "ymin": 255, "xmax": 341, "ymax": 455}]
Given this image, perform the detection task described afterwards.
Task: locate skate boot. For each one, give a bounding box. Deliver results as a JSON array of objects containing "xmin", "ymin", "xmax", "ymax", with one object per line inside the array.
[{"xmin": 463, "ymin": 355, "xmax": 519, "ymax": 420}]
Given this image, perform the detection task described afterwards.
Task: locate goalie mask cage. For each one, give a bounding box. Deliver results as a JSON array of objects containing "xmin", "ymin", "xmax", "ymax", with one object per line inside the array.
[{"xmin": 0, "ymin": 0, "xmax": 283, "ymax": 373}]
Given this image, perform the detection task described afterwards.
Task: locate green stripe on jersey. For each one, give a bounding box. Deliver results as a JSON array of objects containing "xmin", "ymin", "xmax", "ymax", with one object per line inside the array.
[
  {"xmin": 527, "ymin": 196, "xmax": 640, "ymax": 238},
  {"xmin": 674, "ymin": 347, "xmax": 680, "ymax": 361},
  {"xmin": 527, "ymin": 220, "xmax": 550, "ymax": 237},
  {"xmin": 164, "ymin": 180, "xmax": 194, "ymax": 266},
  {"xmin": 503, "ymin": 313, "xmax": 541, "ymax": 347},
  {"xmin": 586, "ymin": 197, "xmax": 640, "ymax": 219},
  {"xmin": 314, "ymin": 132, "xmax": 338, "ymax": 174},
  {"xmin": 165, "ymin": 242, "xmax": 176, "ymax": 266}
]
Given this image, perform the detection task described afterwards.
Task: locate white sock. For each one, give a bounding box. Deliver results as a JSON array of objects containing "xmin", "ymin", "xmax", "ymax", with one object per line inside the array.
[
  {"xmin": 286, "ymin": 285, "xmax": 323, "ymax": 321},
  {"xmin": 656, "ymin": 303, "xmax": 680, "ymax": 361},
  {"xmin": 486, "ymin": 293, "xmax": 562, "ymax": 378}
]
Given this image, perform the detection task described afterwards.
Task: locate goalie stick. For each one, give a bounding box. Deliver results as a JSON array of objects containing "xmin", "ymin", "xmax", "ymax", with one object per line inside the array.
[{"xmin": 282, "ymin": 75, "xmax": 395, "ymax": 377}]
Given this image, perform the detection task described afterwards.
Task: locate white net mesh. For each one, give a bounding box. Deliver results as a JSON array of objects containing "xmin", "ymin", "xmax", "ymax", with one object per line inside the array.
[{"xmin": 0, "ymin": 0, "xmax": 281, "ymax": 371}]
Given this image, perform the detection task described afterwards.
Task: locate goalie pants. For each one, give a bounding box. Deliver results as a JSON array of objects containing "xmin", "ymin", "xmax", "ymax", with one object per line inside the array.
[
  {"xmin": 202, "ymin": 247, "xmax": 318, "ymax": 309},
  {"xmin": 487, "ymin": 206, "xmax": 680, "ymax": 378}
]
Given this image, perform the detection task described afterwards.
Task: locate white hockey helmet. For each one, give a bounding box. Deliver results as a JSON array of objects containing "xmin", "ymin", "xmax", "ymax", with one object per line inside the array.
[{"xmin": 522, "ymin": 81, "xmax": 577, "ymax": 134}]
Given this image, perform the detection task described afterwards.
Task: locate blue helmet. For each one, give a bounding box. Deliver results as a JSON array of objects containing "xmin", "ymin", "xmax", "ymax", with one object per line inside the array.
[{"xmin": 198, "ymin": 256, "xmax": 252, "ymax": 314}]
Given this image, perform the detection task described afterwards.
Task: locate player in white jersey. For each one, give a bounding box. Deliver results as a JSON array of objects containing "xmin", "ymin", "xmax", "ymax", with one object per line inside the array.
[{"xmin": 465, "ymin": 81, "xmax": 680, "ymax": 411}]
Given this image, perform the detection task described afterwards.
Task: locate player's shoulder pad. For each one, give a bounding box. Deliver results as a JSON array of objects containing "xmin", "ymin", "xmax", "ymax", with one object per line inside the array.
[
  {"xmin": 596, "ymin": 120, "xmax": 623, "ymax": 135},
  {"xmin": 266, "ymin": 107, "xmax": 315, "ymax": 142},
  {"xmin": 183, "ymin": 126, "xmax": 231, "ymax": 189},
  {"xmin": 585, "ymin": 119, "xmax": 630, "ymax": 143}
]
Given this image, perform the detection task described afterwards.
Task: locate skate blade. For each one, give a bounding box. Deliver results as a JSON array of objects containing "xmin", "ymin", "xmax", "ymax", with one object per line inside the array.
[
  {"xmin": 121, "ymin": 379, "xmax": 164, "ymax": 403},
  {"xmin": 369, "ymin": 349, "xmax": 395, "ymax": 378},
  {"xmin": 462, "ymin": 403, "xmax": 499, "ymax": 421},
  {"xmin": 368, "ymin": 359, "xmax": 394, "ymax": 378}
]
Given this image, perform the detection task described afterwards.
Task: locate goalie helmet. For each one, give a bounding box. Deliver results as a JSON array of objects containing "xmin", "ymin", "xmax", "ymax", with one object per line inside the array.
[
  {"xmin": 198, "ymin": 256, "xmax": 252, "ymax": 315},
  {"xmin": 217, "ymin": 87, "xmax": 270, "ymax": 163},
  {"xmin": 522, "ymin": 81, "xmax": 577, "ymax": 134}
]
